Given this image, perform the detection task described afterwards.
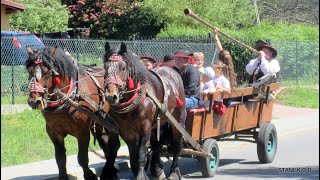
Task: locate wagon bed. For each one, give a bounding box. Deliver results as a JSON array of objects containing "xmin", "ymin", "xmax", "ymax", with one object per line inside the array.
[
  {"xmin": 181, "ymin": 82, "xmax": 280, "ymax": 177},
  {"xmin": 186, "ymin": 82, "xmax": 280, "ymax": 141}
]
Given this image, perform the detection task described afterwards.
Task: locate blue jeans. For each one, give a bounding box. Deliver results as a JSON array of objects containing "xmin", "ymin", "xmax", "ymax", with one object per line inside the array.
[{"xmin": 185, "ymin": 97, "xmax": 199, "ymax": 111}]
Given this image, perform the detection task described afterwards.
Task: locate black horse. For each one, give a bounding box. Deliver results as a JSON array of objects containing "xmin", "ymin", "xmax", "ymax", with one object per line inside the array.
[
  {"xmin": 25, "ymin": 46, "xmax": 111, "ymax": 180},
  {"xmin": 102, "ymin": 42, "xmax": 186, "ymax": 179}
]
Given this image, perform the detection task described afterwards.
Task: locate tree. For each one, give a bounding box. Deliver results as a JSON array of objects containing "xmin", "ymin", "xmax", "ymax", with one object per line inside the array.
[
  {"xmin": 141, "ymin": 0, "xmax": 256, "ymax": 37},
  {"xmin": 10, "ymin": 0, "xmax": 69, "ymax": 33},
  {"xmin": 61, "ymin": 0, "xmax": 163, "ymax": 39}
]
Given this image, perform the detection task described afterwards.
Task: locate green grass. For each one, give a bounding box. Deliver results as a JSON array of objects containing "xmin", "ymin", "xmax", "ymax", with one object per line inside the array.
[
  {"xmin": 1, "ymin": 109, "xmax": 125, "ymax": 167},
  {"xmin": 1, "ymin": 95, "xmax": 28, "ymax": 104},
  {"xmin": 277, "ymin": 85, "xmax": 319, "ymax": 108}
]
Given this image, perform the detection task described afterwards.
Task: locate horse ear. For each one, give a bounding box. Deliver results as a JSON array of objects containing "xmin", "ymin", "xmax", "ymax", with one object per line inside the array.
[
  {"xmin": 26, "ymin": 46, "xmax": 33, "ymax": 55},
  {"xmin": 119, "ymin": 42, "xmax": 127, "ymax": 54},
  {"xmin": 49, "ymin": 47, "xmax": 57, "ymax": 57},
  {"xmin": 105, "ymin": 42, "xmax": 110, "ymax": 51}
]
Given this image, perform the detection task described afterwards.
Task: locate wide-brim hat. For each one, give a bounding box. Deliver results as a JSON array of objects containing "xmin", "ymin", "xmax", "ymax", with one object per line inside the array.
[
  {"xmin": 140, "ymin": 56, "xmax": 157, "ymax": 64},
  {"xmin": 256, "ymin": 43, "xmax": 277, "ymax": 58}
]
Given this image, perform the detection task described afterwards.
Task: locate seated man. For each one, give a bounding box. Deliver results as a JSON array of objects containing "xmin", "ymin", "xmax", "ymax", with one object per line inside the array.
[
  {"xmin": 140, "ymin": 56, "xmax": 157, "ymax": 70},
  {"xmin": 173, "ymin": 50, "xmax": 201, "ymax": 111},
  {"xmin": 246, "ymin": 40, "xmax": 280, "ymax": 88}
]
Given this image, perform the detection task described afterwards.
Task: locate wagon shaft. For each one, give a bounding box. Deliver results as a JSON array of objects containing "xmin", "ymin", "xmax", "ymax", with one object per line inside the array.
[{"xmin": 54, "ymin": 88, "xmax": 119, "ymax": 134}]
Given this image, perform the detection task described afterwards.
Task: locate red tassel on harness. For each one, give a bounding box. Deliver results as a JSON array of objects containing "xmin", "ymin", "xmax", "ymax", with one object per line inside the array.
[
  {"xmin": 53, "ymin": 76, "xmax": 61, "ymax": 85},
  {"xmin": 127, "ymin": 77, "xmax": 134, "ymax": 90},
  {"xmin": 176, "ymin": 97, "xmax": 183, "ymax": 107}
]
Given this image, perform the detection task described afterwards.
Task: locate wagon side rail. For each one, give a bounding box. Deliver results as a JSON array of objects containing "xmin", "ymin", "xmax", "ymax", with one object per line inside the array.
[{"xmin": 203, "ymin": 82, "xmax": 280, "ymax": 110}]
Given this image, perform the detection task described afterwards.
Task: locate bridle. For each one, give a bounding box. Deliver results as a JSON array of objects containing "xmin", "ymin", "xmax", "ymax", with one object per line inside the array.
[
  {"xmin": 104, "ymin": 54, "xmax": 131, "ymax": 99},
  {"xmin": 104, "ymin": 54, "xmax": 146, "ymax": 112},
  {"xmin": 28, "ymin": 56, "xmax": 74, "ymax": 109}
]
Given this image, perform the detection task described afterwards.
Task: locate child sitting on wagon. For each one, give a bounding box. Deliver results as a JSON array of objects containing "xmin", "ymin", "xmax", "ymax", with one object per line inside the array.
[
  {"xmin": 198, "ymin": 67, "xmax": 216, "ymax": 109},
  {"xmin": 211, "ymin": 60, "xmax": 231, "ymax": 116}
]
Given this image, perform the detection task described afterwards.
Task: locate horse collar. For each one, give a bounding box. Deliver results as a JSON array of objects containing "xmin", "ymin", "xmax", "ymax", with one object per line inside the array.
[
  {"xmin": 110, "ymin": 82, "xmax": 147, "ymax": 113},
  {"xmin": 46, "ymin": 78, "xmax": 75, "ymax": 108}
]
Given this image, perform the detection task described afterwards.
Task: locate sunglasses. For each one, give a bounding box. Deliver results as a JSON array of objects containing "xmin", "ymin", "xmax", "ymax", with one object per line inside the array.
[{"xmin": 216, "ymin": 66, "xmax": 223, "ymax": 70}]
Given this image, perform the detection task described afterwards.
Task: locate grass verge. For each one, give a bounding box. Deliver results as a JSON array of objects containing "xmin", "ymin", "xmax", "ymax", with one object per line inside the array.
[
  {"xmin": 276, "ymin": 85, "xmax": 319, "ymax": 108},
  {"xmin": 1, "ymin": 109, "xmax": 121, "ymax": 167}
]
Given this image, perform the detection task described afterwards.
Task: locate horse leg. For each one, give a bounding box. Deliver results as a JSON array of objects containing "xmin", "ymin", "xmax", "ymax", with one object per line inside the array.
[
  {"xmin": 149, "ymin": 129, "xmax": 166, "ymax": 180},
  {"xmin": 77, "ymin": 128, "xmax": 97, "ymax": 180},
  {"xmin": 99, "ymin": 131, "xmax": 120, "ymax": 180},
  {"xmin": 127, "ymin": 134, "xmax": 150, "ymax": 180},
  {"xmin": 168, "ymin": 112, "xmax": 183, "ymax": 180},
  {"xmin": 46, "ymin": 126, "xmax": 69, "ymax": 180}
]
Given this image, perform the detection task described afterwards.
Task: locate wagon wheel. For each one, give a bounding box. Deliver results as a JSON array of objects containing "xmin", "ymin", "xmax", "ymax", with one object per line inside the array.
[
  {"xmin": 257, "ymin": 122, "xmax": 278, "ymax": 163},
  {"xmin": 199, "ymin": 138, "xmax": 219, "ymax": 177}
]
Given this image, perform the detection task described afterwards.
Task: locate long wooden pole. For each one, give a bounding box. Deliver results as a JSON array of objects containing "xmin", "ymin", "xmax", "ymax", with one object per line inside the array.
[{"xmin": 184, "ymin": 8, "xmax": 258, "ymax": 54}]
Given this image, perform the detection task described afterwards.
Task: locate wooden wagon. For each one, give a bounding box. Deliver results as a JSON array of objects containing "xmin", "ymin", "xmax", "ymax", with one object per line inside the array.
[
  {"xmin": 182, "ymin": 82, "xmax": 280, "ymax": 177},
  {"xmin": 54, "ymin": 82, "xmax": 280, "ymax": 178}
]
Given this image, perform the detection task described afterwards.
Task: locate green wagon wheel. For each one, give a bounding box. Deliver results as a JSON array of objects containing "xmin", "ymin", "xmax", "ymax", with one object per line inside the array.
[
  {"xmin": 200, "ymin": 138, "xmax": 219, "ymax": 177},
  {"xmin": 257, "ymin": 122, "xmax": 278, "ymax": 163}
]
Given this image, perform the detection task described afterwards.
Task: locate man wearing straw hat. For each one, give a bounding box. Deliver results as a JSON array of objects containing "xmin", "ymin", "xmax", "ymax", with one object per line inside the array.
[{"xmin": 246, "ymin": 40, "xmax": 280, "ymax": 87}]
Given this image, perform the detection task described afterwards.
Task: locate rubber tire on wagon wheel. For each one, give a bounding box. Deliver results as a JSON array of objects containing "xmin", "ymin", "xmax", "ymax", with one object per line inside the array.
[
  {"xmin": 200, "ymin": 138, "xmax": 219, "ymax": 177},
  {"xmin": 257, "ymin": 122, "xmax": 278, "ymax": 163}
]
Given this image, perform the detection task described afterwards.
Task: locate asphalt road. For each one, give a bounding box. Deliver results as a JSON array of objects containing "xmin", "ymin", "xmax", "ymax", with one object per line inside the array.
[{"xmin": 116, "ymin": 104, "xmax": 319, "ymax": 180}]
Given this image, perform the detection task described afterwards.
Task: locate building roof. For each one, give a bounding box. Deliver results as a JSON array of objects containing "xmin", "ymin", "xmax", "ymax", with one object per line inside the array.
[{"xmin": 1, "ymin": 0, "xmax": 25, "ymax": 12}]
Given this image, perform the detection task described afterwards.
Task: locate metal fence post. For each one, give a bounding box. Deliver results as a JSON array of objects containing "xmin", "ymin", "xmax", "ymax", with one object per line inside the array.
[
  {"xmin": 11, "ymin": 65, "xmax": 15, "ymax": 105},
  {"xmin": 295, "ymin": 41, "xmax": 298, "ymax": 84},
  {"xmin": 10, "ymin": 35, "xmax": 15, "ymax": 105}
]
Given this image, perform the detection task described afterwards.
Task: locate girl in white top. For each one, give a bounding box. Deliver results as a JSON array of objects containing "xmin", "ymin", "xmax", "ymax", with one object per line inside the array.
[{"xmin": 212, "ymin": 60, "xmax": 231, "ymax": 102}]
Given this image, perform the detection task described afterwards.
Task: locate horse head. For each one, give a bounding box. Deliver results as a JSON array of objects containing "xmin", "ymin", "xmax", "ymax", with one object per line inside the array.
[
  {"xmin": 103, "ymin": 42, "xmax": 147, "ymax": 105},
  {"xmin": 25, "ymin": 46, "xmax": 77, "ymax": 110}
]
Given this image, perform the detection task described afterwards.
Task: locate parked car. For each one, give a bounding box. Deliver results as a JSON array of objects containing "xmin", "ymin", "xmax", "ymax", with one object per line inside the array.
[{"xmin": 1, "ymin": 31, "xmax": 45, "ymax": 66}]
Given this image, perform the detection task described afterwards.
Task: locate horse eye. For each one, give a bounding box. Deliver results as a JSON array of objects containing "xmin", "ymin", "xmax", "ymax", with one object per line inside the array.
[{"xmin": 121, "ymin": 67, "xmax": 126, "ymax": 71}]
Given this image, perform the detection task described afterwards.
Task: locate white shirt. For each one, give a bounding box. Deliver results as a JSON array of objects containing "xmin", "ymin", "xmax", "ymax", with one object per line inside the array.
[
  {"xmin": 199, "ymin": 80, "xmax": 215, "ymax": 108},
  {"xmin": 246, "ymin": 56, "xmax": 280, "ymax": 75},
  {"xmin": 212, "ymin": 75, "xmax": 230, "ymax": 102}
]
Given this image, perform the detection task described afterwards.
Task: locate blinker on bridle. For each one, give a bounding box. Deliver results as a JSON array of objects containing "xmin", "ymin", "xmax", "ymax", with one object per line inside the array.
[{"xmin": 28, "ymin": 58, "xmax": 61, "ymax": 94}]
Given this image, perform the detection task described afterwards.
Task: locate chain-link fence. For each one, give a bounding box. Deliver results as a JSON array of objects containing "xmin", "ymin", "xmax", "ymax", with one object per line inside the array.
[{"xmin": 1, "ymin": 36, "xmax": 319, "ymax": 104}]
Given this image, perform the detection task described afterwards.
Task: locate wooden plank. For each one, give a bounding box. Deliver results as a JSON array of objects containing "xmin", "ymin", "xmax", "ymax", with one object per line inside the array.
[
  {"xmin": 204, "ymin": 82, "xmax": 280, "ymax": 100},
  {"xmin": 234, "ymin": 101, "xmax": 260, "ymax": 131},
  {"xmin": 202, "ymin": 107, "xmax": 234, "ymax": 139},
  {"xmin": 259, "ymin": 100, "xmax": 274, "ymax": 126}
]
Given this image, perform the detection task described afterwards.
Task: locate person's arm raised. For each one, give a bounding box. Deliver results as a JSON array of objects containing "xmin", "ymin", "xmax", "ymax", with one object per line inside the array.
[{"xmin": 213, "ymin": 28, "xmax": 223, "ymax": 53}]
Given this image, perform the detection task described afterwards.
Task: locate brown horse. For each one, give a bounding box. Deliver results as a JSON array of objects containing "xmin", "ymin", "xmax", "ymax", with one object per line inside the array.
[
  {"xmin": 102, "ymin": 42, "xmax": 186, "ymax": 179},
  {"xmin": 25, "ymin": 46, "xmax": 112, "ymax": 180}
]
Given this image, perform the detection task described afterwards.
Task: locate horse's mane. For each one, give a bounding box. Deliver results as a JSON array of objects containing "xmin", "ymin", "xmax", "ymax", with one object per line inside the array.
[{"xmin": 25, "ymin": 47, "xmax": 81, "ymax": 79}]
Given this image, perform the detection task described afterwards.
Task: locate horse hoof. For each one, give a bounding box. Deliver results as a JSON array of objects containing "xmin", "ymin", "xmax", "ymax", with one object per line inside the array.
[
  {"xmin": 84, "ymin": 171, "xmax": 97, "ymax": 180},
  {"xmin": 152, "ymin": 170, "xmax": 166, "ymax": 180},
  {"xmin": 168, "ymin": 172, "xmax": 181, "ymax": 180}
]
